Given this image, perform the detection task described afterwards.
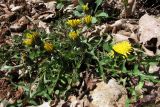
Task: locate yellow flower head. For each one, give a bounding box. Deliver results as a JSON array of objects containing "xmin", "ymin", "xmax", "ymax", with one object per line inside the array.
[
  {"xmin": 69, "ymin": 31, "xmax": 79, "ymax": 40},
  {"xmin": 44, "ymin": 42, "xmax": 54, "ymax": 52},
  {"xmin": 23, "ymin": 32, "xmax": 39, "ymax": 46},
  {"xmin": 112, "ymin": 41, "xmax": 133, "ymax": 58},
  {"xmin": 23, "ymin": 39, "xmax": 33, "ymax": 46},
  {"xmin": 82, "ymin": 3, "xmax": 89, "ymax": 12},
  {"xmin": 83, "ymin": 15, "xmax": 92, "ymax": 25},
  {"xmin": 26, "ymin": 32, "xmax": 39, "ymax": 42},
  {"xmin": 66, "ymin": 19, "xmax": 81, "ymax": 28}
]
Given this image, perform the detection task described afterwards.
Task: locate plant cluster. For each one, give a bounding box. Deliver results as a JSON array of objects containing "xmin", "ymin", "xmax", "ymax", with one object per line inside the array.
[{"xmin": 0, "ymin": 0, "xmax": 159, "ymax": 106}]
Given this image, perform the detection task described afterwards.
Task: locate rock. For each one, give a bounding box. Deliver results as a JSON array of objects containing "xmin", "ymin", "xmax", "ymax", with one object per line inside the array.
[
  {"xmin": 139, "ymin": 14, "xmax": 160, "ymax": 55},
  {"xmin": 90, "ymin": 79, "xmax": 127, "ymax": 107},
  {"xmin": 113, "ymin": 33, "xmax": 129, "ymax": 43},
  {"xmin": 69, "ymin": 96, "xmax": 91, "ymax": 107},
  {"xmin": 149, "ymin": 64, "xmax": 160, "ymax": 74}
]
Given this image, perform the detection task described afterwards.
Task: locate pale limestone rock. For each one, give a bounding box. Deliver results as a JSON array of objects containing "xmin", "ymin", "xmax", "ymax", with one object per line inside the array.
[
  {"xmin": 90, "ymin": 79, "xmax": 127, "ymax": 107},
  {"xmin": 139, "ymin": 14, "xmax": 160, "ymax": 55}
]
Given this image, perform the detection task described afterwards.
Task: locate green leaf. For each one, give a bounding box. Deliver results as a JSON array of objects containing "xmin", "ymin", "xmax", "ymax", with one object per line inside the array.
[
  {"xmin": 96, "ymin": 12, "xmax": 109, "ymax": 18},
  {"xmin": 78, "ymin": 0, "xmax": 84, "ymax": 5},
  {"xmin": 76, "ymin": 5, "xmax": 83, "ymax": 11},
  {"xmin": 103, "ymin": 43, "xmax": 111, "ymax": 51},
  {"xmin": 95, "ymin": 0, "xmax": 103, "ymax": 7},
  {"xmin": 125, "ymin": 97, "xmax": 131, "ymax": 107},
  {"xmin": 94, "ymin": 0, "xmax": 103, "ymax": 13},
  {"xmin": 137, "ymin": 81, "xmax": 144, "ymax": 89},
  {"xmin": 100, "ymin": 57, "xmax": 110, "ymax": 64},
  {"xmin": 73, "ymin": 11, "xmax": 83, "ymax": 17},
  {"xmin": 29, "ymin": 100, "xmax": 37, "ymax": 106},
  {"xmin": 55, "ymin": 90, "xmax": 60, "ymax": 95},
  {"xmin": 1, "ymin": 65, "xmax": 14, "ymax": 71},
  {"xmin": 133, "ymin": 64, "xmax": 139, "ymax": 76},
  {"xmin": 135, "ymin": 81, "xmax": 144, "ymax": 96},
  {"xmin": 92, "ymin": 17, "xmax": 98, "ymax": 24},
  {"xmin": 1, "ymin": 64, "xmax": 23, "ymax": 72},
  {"xmin": 140, "ymin": 74, "xmax": 159, "ymax": 82},
  {"xmin": 122, "ymin": 61, "xmax": 127, "ymax": 73},
  {"xmin": 56, "ymin": 3, "xmax": 64, "ymax": 10},
  {"xmin": 149, "ymin": 62, "xmax": 158, "ymax": 66}
]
